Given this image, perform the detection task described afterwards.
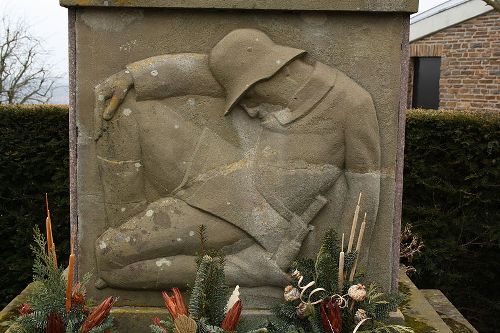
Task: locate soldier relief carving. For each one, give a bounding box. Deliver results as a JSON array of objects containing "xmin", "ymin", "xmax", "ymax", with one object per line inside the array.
[{"xmin": 93, "ymin": 29, "xmax": 381, "ymax": 290}]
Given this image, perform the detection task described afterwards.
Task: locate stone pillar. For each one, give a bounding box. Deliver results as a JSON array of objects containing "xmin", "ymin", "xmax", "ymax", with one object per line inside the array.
[{"xmin": 60, "ymin": 0, "xmax": 417, "ymax": 328}]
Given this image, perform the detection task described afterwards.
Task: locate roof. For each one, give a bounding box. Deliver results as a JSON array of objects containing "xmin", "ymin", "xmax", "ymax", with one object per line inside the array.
[{"xmin": 410, "ymin": 0, "xmax": 494, "ymax": 42}]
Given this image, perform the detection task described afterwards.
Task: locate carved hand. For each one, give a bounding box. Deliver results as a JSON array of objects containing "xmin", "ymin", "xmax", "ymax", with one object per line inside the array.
[{"xmin": 95, "ymin": 70, "xmax": 134, "ymax": 121}]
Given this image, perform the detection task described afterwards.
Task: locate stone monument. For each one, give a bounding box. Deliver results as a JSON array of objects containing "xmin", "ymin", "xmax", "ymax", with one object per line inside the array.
[{"xmin": 60, "ymin": 0, "xmax": 416, "ymax": 329}]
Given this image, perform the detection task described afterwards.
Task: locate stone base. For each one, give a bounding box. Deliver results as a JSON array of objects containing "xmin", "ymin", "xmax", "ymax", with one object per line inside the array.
[
  {"xmin": 421, "ymin": 290, "xmax": 478, "ymax": 333},
  {"xmin": 111, "ymin": 307, "xmax": 272, "ymax": 332},
  {"xmin": 399, "ymin": 271, "xmax": 477, "ymax": 333},
  {"xmin": 1, "ymin": 273, "xmax": 479, "ymax": 333}
]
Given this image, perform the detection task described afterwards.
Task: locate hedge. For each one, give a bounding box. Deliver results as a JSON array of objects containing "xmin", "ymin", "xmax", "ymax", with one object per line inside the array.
[
  {"xmin": 403, "ymin": 109, "xmax": 499, "ymax": 333},
  {"xmin": 0, "ymin": 105, "xmax": 70, "ymax": 308},
  {"xmin": 0, "ymin": 105, "xmax": 498, "ymax": 332}
]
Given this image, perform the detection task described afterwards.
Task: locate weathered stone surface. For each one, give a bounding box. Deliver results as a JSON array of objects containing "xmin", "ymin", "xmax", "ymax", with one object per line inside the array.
[
  {"xmin": 67, "ymin": 1, "xmax": 411, "ymax": 309},
  {"xmin": 399, "ymin": 272, "xmax": 453, "ymax": 333},
  {"xmin": 421, "ymin": 290, "xmax": 478, "ymax": 333},
  {"xmin": 60, "ymin": 0, "xmax": 418, "ymax": 13},
  {"xmin": 0, "ymin": 282, "xmax": 42, "ymax": 333}
]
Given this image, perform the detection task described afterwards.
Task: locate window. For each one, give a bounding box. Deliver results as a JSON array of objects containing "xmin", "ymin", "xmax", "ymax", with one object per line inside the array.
[{"xmin": 412, "ymin": 57, "xmax": 441, "ymax": 109}]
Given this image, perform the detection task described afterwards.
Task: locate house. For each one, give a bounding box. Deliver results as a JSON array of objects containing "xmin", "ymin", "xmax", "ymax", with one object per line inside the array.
[{"xmin": 408, "ymin": 0, "xmax": 498, "ymax": 112}]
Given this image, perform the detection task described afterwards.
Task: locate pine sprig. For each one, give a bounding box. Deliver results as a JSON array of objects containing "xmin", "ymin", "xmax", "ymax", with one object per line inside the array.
[
  {"xmin": 314, "ymin": 229, "xmax": 341, "ymax": 293},
  {"xmin": 15, "ymin": 227, "xmax": 116, "ymax": 333},
  {"xmin": 198, "ymin": 317, "xmax": 225, "ymax": 333},
  {"xmin": 189, "ymin": 255, "xmax": 212, "ymax": 321},
  {"xmin": 291, "ymin": 259, "xmax": 315, "ymax": 286},
  {"xmin": 306, "ymin": 307, "xmax": 323, "ymax": 333},
  {"xmin": 204, "ymin": 257, "xmax": 227, "ymax": 326},
  {"xmin": 343, "ymin": 250, "xmax": 358, "ymax": 276}
]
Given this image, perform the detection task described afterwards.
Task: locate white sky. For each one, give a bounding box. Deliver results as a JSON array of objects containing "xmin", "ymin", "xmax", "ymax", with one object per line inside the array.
[{"xmin": 0, "ymin": 0, "xmax": 449, "ymax": 103}]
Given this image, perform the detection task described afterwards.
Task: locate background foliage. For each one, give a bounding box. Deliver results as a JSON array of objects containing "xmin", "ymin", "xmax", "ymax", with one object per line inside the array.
[
  {"xmin": 0, "ymin": 106, "xmax": 498, "ymax": 333},
  {"xmin": 0, "ymin": 105, "xmax": 69, "ymax": 308},
  {"xmin": 403, "ymin": 109, "xmax": 499, "ymax": 333}
]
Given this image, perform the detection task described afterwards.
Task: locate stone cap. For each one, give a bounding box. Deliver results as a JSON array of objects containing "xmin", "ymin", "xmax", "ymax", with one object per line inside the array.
[{"xmin": 60, "ymin": 0, "xmax": 419, "ymax": 13}]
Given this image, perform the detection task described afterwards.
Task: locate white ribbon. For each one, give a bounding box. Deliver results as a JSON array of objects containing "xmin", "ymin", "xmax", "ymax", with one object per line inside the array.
[{"xmin": 352, "ymin": 318, "xmax": 371, "ymax": 333}]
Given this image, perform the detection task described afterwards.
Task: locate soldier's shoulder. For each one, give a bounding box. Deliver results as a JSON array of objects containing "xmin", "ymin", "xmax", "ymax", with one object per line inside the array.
[{"xmin": 324, "ymin": 65, "xmax": 374, "ymax": 106}]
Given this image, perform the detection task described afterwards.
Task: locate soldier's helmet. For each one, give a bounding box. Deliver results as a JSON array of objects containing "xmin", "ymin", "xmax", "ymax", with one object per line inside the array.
[{"xmin": 209, "ymin": 29, "xmax": 305, "ymax": 115}]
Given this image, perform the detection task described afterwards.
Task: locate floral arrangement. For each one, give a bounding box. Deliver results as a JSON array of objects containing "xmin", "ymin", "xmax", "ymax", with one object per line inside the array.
[
  {"xmin": 12, "ymin": 195, "xmax": 116, "ymax": 333},
  {"xmin": 268, "ymin": 194, "xmax": 414, "ymax": 333},
  {"xmin": 150, "ymin": 226, "xmax": 267, "ymax": 333}
]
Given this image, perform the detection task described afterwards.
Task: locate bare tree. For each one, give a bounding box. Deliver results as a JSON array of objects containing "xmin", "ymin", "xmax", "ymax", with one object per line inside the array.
[
  {"xmin": 483, "ymin": 0, "xmax": 500, "ymax": 11},
  {"xmin": 0, "ymin": 17, "xmax": 59, "ymax": 104}
]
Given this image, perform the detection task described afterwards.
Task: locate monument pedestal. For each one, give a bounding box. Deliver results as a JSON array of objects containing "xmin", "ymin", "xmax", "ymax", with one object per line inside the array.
[{"xmin": 59, "ymin": 0, "xmax": 419, "ymax": 331}]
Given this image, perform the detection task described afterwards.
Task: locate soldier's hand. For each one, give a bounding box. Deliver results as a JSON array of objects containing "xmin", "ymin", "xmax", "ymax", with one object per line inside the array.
[{"xmin": 95, "ymin": 70, "xmax": 133, "ymax": 121}]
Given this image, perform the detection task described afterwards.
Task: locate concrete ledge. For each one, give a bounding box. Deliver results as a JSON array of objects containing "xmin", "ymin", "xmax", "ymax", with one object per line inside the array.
[
  {"xmin": 399, "ymin": 272, "xmax": 453, "ymax": 333},
  {"xmin": 421, "ymin": 289, "xmax": 478, "ymax": 333},
  {"xmin": 60, "ymin": 0, "xmax": 419, "ymax": 13},
  {"xmin": 0, "ymin": 282, "xmax": 42, "ymax": 333}
]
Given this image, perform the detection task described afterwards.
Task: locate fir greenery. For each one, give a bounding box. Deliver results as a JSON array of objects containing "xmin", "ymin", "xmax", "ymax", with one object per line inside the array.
[
  {"xmin": 269, "ymin": 228, "xmax": 412, "ymax": 333},
  {"xmin": 152, "ymin": 225, "xmax": 267, "ymax": 333},
  {"xmin": 314, "ymin": 229, "xmax": 341, "ymax": 294},
  {"xmin": 13, "ymin": 227, "xmax": 115, "ymax": 333}
]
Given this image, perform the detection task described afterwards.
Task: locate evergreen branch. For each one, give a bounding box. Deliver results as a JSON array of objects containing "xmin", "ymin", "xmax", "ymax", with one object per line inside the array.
[
  {"xmin": 198, "ymin": 318, "xmax": 224, "ymax": 333},
  {"xmin": 205, "ymin": 257, "xmax": 227, "ymax": 326},
  {"xmin": 314, "ymin": 229, "xmax": 340, "ymax": 292},
  {"xmin": 189, "ymin": 255, "xmax": 212, "ymax": 320}
]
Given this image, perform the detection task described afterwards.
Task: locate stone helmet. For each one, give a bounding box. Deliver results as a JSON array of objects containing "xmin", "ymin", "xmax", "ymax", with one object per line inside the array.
[{"xmin": 209, "ymin": 29, "xmax": 305, "ymax": 115}]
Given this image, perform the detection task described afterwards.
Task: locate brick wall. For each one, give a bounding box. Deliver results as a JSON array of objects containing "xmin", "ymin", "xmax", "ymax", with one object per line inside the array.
[{"xmin": 409, "ymin": 10, "xmax": 499, "ymax": 113}]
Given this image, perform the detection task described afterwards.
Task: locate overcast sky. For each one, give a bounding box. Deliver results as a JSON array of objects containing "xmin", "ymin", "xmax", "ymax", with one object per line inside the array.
[{"xmin": 1, "ymin": 0, "xmax": 449, "ymax": 103}]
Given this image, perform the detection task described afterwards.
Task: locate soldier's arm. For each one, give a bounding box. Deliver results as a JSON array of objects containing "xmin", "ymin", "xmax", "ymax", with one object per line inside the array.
[
  {"xmin": 95, "ymin": 92, "xmax": 148, "ymax": 228},
  {"xmin": 342, "ymin": 89, "xmax": 381, "ymax": 259},
  {"xmin": 96, "ymin": 53, "xmax": 224, "ymax": 122}
]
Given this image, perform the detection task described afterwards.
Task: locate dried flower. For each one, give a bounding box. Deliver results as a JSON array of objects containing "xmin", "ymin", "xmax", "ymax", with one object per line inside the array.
[
  {"xmin": 80, "ymin": 296, "xmax": 117, "ymax": 333},
  {"xmin": 18, "ymin": 303, "xmax": 31, "ymax": 315},
  {"xmin": 284, "ymin": 285, "xmax": 300, "ymax": 301},
  {"xmin": 162, "ymin": 288, "xmax": 188, "ymax": 320},
  {"xmin": 348, "ymin": 284, "xmax": 367, "ymax": 302},
  {"xmin": 296, "ymin": 302, "xmax": 313, "ymax": 319},
  {"xmin": 221, "ymin": 299, "xmax": 242, "ymax": 331},
  {"xmin": 71, "ymin": 283, "xmax": 86, "ymax": 307},
  {"xmin": 355, "ymin": 308, "xmax": 368, "ymax": 323},
  {"xmin": 174, "ymin": 315, "xmax": 197, "ymax": 333},
  {"xmin": 152, "ymin": 317, "xmax": 169, "ymax": 333},
  {"xmin": 46, "ymin": 313, "xmax": 64, "ymax": 333},
  {"xmin": 320, "ymin": 299, "xmax": 342, "ymax": 333}
]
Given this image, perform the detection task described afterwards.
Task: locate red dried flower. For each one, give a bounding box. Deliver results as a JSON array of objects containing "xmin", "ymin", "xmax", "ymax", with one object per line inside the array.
[
  {"xmin": 221, "ymin": 300, "xmax": 242, "ymax": 332},
  {"xmin": 46, "ymin": 313, "xmax": 64, "ymax": 333},
  {"xmin": 18, "ymin": 303, "xmax": 31, "ymax": 315},
  {"xmin": 162, "ymin": 288, "xmax": 187, "ymax": 320},
  {"xmin": 320, "ymin": 298, "xmax": 342, "ymax": 333},
  {"xmin": 71, "ymin": 282, "xmax": 87, "ymax": 306},
  {"xmin": 80, "ymin": 296, "xmax": 117, "ymax": 333},
  {"xmin": 151, "ymin": 317, "xmax": 169, "ymax": 332}
]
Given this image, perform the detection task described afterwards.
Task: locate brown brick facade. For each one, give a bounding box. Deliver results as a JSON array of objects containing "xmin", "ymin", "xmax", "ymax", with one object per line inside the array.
[{"xmin": 409, "ymin": 10, "xmax": 499, "ymax": 112}]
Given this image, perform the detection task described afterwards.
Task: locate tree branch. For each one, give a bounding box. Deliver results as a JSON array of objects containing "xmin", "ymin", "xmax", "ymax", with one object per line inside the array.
[{"xmin": 0, "ymin": 16, "xmax": 59, "ymax": 104}]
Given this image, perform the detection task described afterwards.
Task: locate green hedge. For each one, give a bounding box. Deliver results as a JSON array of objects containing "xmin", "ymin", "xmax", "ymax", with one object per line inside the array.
[
  {"xmin": 0, "ymin": 106, "xmax": 498, "ymax": 332},
  {"xmin": 403, "ymin": 109, "xmax": 499, "ymax": 333},
  {"xmin": 0, "ymin": 105, "xmax": 70, "ymax": 307}
]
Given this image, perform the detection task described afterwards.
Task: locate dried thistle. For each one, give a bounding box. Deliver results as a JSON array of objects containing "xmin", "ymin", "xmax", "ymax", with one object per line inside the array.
[{"xmin": 400, "ymin": 223, "xmax": 424, "ymax": 274}]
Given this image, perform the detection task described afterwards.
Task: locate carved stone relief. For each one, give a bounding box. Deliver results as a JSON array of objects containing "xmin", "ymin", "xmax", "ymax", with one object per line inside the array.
[{"xmin": 93, "ymin": 29, "xmax": 381, "ymax": 290}]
